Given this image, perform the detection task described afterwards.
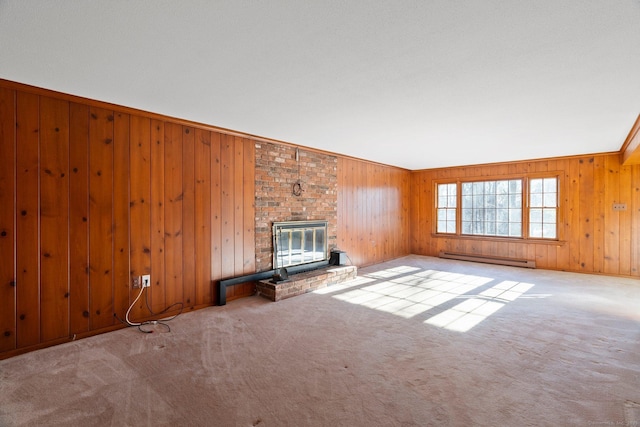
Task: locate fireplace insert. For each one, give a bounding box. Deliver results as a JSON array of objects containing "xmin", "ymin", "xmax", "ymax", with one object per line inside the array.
[{"xmin": 272, "ymin": 220, "xmax": 328, "ymax": 270}]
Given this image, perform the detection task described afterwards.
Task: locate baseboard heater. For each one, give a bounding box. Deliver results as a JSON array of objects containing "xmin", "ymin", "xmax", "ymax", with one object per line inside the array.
[{"xmin": 438, "ymin": 251, "xmax": 536, "ymax": 269}]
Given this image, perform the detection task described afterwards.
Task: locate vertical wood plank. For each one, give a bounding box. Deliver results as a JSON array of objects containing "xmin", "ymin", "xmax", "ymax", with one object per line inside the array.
[
  {"xmin": 16, "ymin": 91, "xmax": 40, "ymax": 348},
  {"xmin": 534, "ymin": 244, "xmax": 547, "ymax": 268},
  {"xmin": 339, "ymin": 159, "xmax": 350, "ymax": 253},
  {"xmin": 348, "ymin": 159, "xmax": 357, "ymax": 256},
  {"xmin": 233, "ymin": 137, "xmax": 244, "ymax": 275},
  {"xmin": 514, "ymin": 241, "xmax": 527, "ymax": 261},
  {"xmin": 401, "ymin": 171, "xmax": 424, "ymax": 256},
  {"xmin": 618, "ymin": 163, "xmax": 632, "ymax": 275},
  {"xmin": 546, "ymin": 244, "xmax": 558, "ymax": 271},
  {"xmin": 567, "ymin": 158, "xmax": 581, "ymax": 271},
  {"xmin": 578, "ymin": 157, "xmax": 594, "ymax": 272},
  {"xmin": 378, "ymin": 166, "xmax": 392, "ymax": 261},
  {"xmin": 351, "ymin": 159, "xmax": 359, "ymax": 256},
  {"xmin": 348, "ymin": 159, "xmax": 359, "ymax": 264},
  {"xmin": 356, "ymin": 159, "xmax": 362, "ymax": 256},
  {"xmin": 400, "ymin": 170, "xmax": 408, "ymax": 255},
  {"xmin": 210, "ymin": 132, "xmax": 222, "ymax": 294},
  {"xmin": 338, "ymin": 158, "xmax": 349, "ymax": 252},
  {"xmin": 182, "ymin": 126, "xmax": 196, "ymax": 309},
  {"xmin": 366, "ymin": 163, "xmax": 374, "ymax": 263},
  {"xmin": 368, "ymin": 162, "xmax": 375, "ymax": 262},
  {"xmin": 414, "ymin": 174, "xmax": 424, "ymax": 254},
  {"xmin": 358, "ymin": 160, "xmax": 367, "ymax": 265},
  {"xmin": 242, "ymin": 138, "xmax": 256, "ymax": 275},
  {"xmin": 592, "ymin": 156, "xmax": 606, "ymax": 273},
  {"xmin": 603, "ymin": 155, "xmax": 620, "ymax": 274},
  {"xmin": 39, "ymin": 96, "xmax": 69, "ymax": 342},
  {"xmin": 113, "ymin": 112, "xmax": 130, "ymax": 321},
  {"xmin": 194, "ymin": 129, "xmax": 211, "ymax": 305},
  {"xmin": 535, "ymin": 160, "xmax": 548, "ymax": 173},
  {"xmin": 402, "ymin": 169, "xmax": 411, "ymax": 254},
  {"xmin": 69, "ymin": 103, "xmax": 90, "ymax": 335},
  {"xmin": 419, "ymin": 175, "xmax": 437, "ymax": 255},
  {"xmin": 371, "ymin": 164, "xmax": 380, "ymax": 262},
  {"xmin": 555, "ymin": 160, "xmax": 570, "ymax": 269},
  {"xmin": 385, "ymin": 167, "xmax": 393, "ymax": 259},
  {"xmin": 337, "ymin": 158, "xmax": 344, "ymax": 249},
  {"xmin": 0, "ymin": 88, "xmax": 16, "ymax": 351},
  {"xmin": 380, "ymin": 166, "xmax": 388, "ymax": 260},
  {"xmin": 164, "ymin": 122, "xmax": 183, "ymax": 307},
  {"xmin": 150, "ymin": 120, "xmax": 166, "ymax": 312},
  {"xmin": 346, "ymin": 159, "xmax": 355, "ymax": 263},
  {"xmin": 220, "ymin": 134, "xmax": 235, "ymax": 278},
  {"xmin": 129, "ymin": 116, "xmax": 151, "ymax": 319},
  {"xmin": 89, "ymin": 107, "xmax": 114, "ymax": 330}
]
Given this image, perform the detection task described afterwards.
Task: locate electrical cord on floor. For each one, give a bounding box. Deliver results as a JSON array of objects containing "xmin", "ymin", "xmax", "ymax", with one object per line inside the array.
[
  {"xmin": 143, "ymin": 288, "xmax": 183, "ymax": 321},
  {"xmin": 137, "ymin": 320, "xmax": 170, "ymax": 334},
  {"xmin": 114, "ymin": 284, "xmax": 184, "ymax": 334},
  {"xmin": 137, "ymin": 287, "xmax": 184, "ymax": 333}
]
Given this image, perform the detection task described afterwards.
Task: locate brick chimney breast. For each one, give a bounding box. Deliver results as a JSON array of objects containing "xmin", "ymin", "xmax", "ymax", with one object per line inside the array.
[{"xmin": 255, "ymin": 143, "xmax": 338, "ymax": 272}]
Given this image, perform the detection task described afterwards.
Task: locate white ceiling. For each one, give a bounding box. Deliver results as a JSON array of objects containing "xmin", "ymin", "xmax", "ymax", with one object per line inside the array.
[{"xmin": 1, "ymin": 1, "xmax": 639, "ymax": 170}]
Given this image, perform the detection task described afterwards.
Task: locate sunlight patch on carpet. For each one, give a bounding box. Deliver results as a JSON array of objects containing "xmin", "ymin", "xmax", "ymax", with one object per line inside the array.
[
  {"xmin": 322, "ymin": 265, "xmax": 539, "ymax": 332},
  {"xmin": 425, "ymin": 281, "xmax": 535, "ymax": 332}
]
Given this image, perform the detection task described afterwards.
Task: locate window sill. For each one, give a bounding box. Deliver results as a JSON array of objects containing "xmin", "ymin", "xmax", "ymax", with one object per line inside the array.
[{"xmin": 431, "ymin": 233, "xmax": 566, "ymax": 246}]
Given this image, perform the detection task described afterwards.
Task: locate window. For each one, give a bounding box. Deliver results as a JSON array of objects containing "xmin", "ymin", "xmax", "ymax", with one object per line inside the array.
[
  {"xmin": 435, "ymin": 175, "xmax": 559, "ymax": 240},
  {"xmin": 528, "ymin": 177, "xmax": 558, "ymax": 239},
  {"xmin": 436, "ymin": 183, "xmax": 457, "ymax": 233},
  {"xmin": 461, "ymin": 179, "xmax": 522, "ymax": 237}
]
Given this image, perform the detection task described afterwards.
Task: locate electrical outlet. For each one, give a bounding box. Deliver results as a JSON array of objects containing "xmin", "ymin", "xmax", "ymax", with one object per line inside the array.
[
  {"xmin": 142, "ymin": 274, "xmax": 151, "ymax": 288},
  {"xmin": 132, "ymin": 276, "xmax": 141, "ymax": 288},
  {"xmin": 613, "ymin": 203, "xmax": 627, "ymax": 211}
]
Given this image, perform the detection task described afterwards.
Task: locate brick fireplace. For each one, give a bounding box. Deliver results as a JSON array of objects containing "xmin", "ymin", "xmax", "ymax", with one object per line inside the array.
[
  {"xmin": 254, "ymin": 142, "xmax": 338, "ymax": 272},
  {"xmin": 218, "ymin": 142, "xmax": 348, "ymax": 305}
]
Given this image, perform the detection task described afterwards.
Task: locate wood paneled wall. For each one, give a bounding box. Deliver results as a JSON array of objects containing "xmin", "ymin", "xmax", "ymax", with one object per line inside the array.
[
  {"xmin": 337, "ymin": 157, "xmax": 411, "ymax": 267},
  {"xmin": 4, "ymin": 78, "xmax": 636, "ymax": 359},
  {"xmin": 0, "ymin": 84, "xmax": 255, "ymax": 356},
  {"xmin": 410, "ymin": 154, "xmax": 640, "ymax": 277}
]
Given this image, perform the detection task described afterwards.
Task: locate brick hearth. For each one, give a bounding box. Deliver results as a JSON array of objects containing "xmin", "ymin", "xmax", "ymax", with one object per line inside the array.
[{"xmin": 257, "ymin": 265, "xmax": 357, "ymax": 302}]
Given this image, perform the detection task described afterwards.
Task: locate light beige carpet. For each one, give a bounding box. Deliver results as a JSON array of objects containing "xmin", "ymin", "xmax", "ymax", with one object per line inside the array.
[{"xmin": 1, "ymin": 255, "xmax": 639, "ymax": 426}]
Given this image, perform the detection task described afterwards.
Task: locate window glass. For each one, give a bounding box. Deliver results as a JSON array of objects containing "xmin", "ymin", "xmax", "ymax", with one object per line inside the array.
[
  {"xmin": 461, "ymin": 179, "xmax": 523, "ymax": 237},
  {"xmin": 529, "ymin": 177, "xmax": 557, "ymax": 238},
  {"xmin": 436, "ymin": 183, "xmax": 457, "ymax": 233}
]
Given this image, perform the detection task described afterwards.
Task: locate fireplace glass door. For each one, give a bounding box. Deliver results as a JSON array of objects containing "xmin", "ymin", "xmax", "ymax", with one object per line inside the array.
[{"xmin": 273, "ymin": 221, "xmax": 328, "ymax": 269}]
